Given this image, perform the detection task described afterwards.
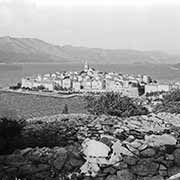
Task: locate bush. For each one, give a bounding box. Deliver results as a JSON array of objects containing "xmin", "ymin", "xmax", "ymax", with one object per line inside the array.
[
  {"xmin": 20, "ymin": 120, "xmax": 78, "ymax": 148},
  {"xmin": 84, "ymin": 92, "xmax": 149, "ymax": 117},
  {"xmin": 163, "ymin": 89, "xmax": 180, "ymax": 103},
  {"xmin": 153, "ymin": 89, "xmax": 180, "ymax": 114},
  {"xmin": 0, "ymin": 111, "xmax": 25, "ymax": 154}
]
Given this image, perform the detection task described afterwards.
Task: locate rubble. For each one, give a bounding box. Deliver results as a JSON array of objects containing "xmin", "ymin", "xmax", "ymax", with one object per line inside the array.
[{"xmin": 2, "ymin": 112, "xmax": 180, "ymax": 179}]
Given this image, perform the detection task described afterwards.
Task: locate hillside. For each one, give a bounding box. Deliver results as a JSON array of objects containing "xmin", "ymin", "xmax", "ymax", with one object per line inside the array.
[{"xmin": 0, "ymin": 36, "xmax": 179, "ymax": 64}]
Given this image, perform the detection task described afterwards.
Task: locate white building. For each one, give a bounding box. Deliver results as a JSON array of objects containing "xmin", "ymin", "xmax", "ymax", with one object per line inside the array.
[
  {"xmin": 62, "ymin": 78, "xmax": 71, "ymax": 89},
  {"xmin": 21, "ymin": 78, "xmax": 33, "ymax": 89},
  {"xmin": 73, "ymin": 81, "xmax": 81, "ymax": 91},
  {"xmin": 145, "ymin": 84, "xmax": 171, "ymax": 94},
  {"xmin": 91, "ymin": 79, "xmax": 104, "ymax": 90}
]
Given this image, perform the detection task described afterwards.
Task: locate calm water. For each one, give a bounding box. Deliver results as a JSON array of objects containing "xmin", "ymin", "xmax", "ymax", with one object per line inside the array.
[{"xmin": 0, "ymin": 63, "xmax": 180, "ymax": 87}]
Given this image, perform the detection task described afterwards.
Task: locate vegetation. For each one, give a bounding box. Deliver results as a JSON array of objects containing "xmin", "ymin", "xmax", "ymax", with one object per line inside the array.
[
  {"xmin": 145, "ymin": 91, "xmax": 165, "ymax": 97},
  {"xmin": 0, "ymin": 109, "xmax": 25, "ymax": 154},
  {"xmin": 84, "ymin": 92, "xmax": 149, "ymax": 117},
  {"xmin": 9, "ymin": 82, "xmax": 22, "ymax": 90},
  {"xmin": 153, "ymin": 89, "xmax": 180, "ymax": 113}
]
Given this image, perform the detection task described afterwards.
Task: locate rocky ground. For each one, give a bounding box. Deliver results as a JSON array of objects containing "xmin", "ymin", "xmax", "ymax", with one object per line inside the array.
[{"xmin": 1, "ymin": 112, "xmax": 180, "ymax": 180}]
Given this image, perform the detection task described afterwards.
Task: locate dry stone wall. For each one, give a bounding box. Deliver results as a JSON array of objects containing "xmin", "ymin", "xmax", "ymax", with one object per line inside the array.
[{"xmin": 1, "ymin": 113, "xmax": 180, "ymax": 180}]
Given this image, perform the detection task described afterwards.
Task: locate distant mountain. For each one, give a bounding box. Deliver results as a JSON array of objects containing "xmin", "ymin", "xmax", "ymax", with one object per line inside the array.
[{"xmin": 0, "ymin": 36, "xmax": 179, "ymax": 64}]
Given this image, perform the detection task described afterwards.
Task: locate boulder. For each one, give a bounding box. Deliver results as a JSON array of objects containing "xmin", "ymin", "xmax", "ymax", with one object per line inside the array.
[
  {"xmin": 138, "ymin": 175, "xmax": 164, "ymax": 180},
  {"xmin": 123, "ymin": 156, "xmax": 138, "ymax": 166},
  {"xmin": 173, "ymin": 149, "xmax": 180, "ymax": 166},
  {"xmin": 82, "ymin": 139, "xmax": 110, "ymax": 157},
  {"xmin": 117, "ymin": 169, "xmax": 135, "ymax": 180},
  {"xmin": 140, "ymin": 148, "xmax": 156, "ymax": 157},
  {"xmin": 168, "ymin": 166, "xmax": 180, "ymax": 179},
  {"xmin": 131, "ymin": 159, "xmax": 159, "ymax": 176},
  {"xmin": 159, "ymin": 164, "xmax": 167, "ymax": 177},
  {"xmin": 103, "ymin": 167, "xmax": 116, "ymax": 175},
  {"xmin": 53, "ymin": 148, "xmax": 67, "ymax": 170},
  {"xmin": 105, "ymin": 175, "xmax": 118, "ymax": 180},
  {"xmin": 145, "ymin": 134, "xmax": 177, "ymax": 147}
]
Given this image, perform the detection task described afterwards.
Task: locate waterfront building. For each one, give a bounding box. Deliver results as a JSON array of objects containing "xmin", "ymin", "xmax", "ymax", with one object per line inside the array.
[
  {"xmin": 91, "ymin": 79, "xmax": 104, "ymax": 90},
  {"xmin": 21, "ymin": 78, "xmax": 33, "ymax": 89},
  {"xmin": 145, "ymin": 83, "xmax": 171, "ymax": 94},
  {"xmin": 62, "ymin": 77, "xmax": 71, "ymax": 89},
  {"xmin": 72, "ymin": 81, "xmax": 81, "ymax": 91}
]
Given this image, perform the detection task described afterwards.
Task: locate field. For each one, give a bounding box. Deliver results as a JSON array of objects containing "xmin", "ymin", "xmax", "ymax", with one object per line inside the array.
[{"xmin": 0, "ymin": 91, "xmax": 87, "ymax": 119}]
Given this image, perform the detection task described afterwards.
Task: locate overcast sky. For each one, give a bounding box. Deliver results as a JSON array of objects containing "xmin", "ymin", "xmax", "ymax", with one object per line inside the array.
[{"xmin": 0, "ymin": 0, "xmax": 180, "ymax": 53}]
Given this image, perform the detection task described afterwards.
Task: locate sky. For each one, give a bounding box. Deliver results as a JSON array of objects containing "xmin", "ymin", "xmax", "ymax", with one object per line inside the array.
[{"xmin": 0, "ymin": 0, "xmax": 180, "ymax": 54}]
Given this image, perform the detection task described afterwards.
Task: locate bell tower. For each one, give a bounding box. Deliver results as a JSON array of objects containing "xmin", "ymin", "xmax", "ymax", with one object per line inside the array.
[{"xmin": 84, "ymin": 60, "xmax": 89, "ymax": 72}]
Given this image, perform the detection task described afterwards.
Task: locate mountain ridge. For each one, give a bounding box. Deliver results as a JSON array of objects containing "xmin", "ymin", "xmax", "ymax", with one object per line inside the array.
[{"xmin": 0, "ymin": 36, "xmax": 179, "ymax": 64}]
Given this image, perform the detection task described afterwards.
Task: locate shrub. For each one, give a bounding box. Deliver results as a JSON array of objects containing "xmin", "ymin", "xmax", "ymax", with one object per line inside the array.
[
  {"xmin": 84, "ymin": 92, "xmax": 149, "ymax": 117},
  {"xmin": 0, "ymin": 109, "xmax": 25, "ymax": 154},
  {"xmin": 20, "ymin": 120, "xmax": 78, "ymax": 148},
  {"xmin": 163, "ymin": 89, "xmax": 180, "ymax": 103},
  {"xmin": 153, "ymin": 89, "xmax": 180, "ymax": 114}
]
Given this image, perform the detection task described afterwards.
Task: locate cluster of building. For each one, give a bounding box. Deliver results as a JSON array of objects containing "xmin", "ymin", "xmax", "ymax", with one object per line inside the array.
[{"xmin": 21, "ymin": 62, "xmax": 172, "ymax": 97}]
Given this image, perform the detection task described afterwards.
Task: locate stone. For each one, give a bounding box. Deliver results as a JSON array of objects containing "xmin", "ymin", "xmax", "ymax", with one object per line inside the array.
[
  {"xmin": 20, "ymin": 147, "xmax": 33, "ymax": 156},
  {"xmin": 117, "ymin": 169, "xmax": 135, "ymax": 180},
  {"xmin": 35, "ymin": 164, "xmax": 50, "ymax": 172},
  {"xmin": 141, "ymin": 175, "xmax": 164, "ymax": 180},
  {"xmin": 166, "ymin": 154, "xmax": 174, "ymax": 161},
  {"xmin": 100, "ymin": 136, "xmax": 113, "ymax": 147},
  {"xmin": 124, "ymin": 156, "xmax": 138, "ymax": 166},
  {"xmin": 82, "ymin": 139, "xmax": 110, "ymax": 157},
  {"xmin": 173, "ymin": 149, "xmax": 180, "ymax": 166},
  {"xmin": 116, "ymin": 161, "xmax": 128, "ymax": 169},
  {"xmin": 168, "ymin": 166, "xmax": 180, "ymax": 179},
  {"xmin": 53, "ymin": 148, "xmax": 67, "ymax": 170},
  {"xmin": 19, "ymin": 164, "xmax": 37, "ymax": 175},
  {"xmin": 103, "ymin": 167, "xmax": 116, "ymax": 175},
  {"xmin": 145, "ymin": 134, "xmax": 177, "ymax": 147},
  {"xmin": 94, "ymin": 177, "xmax": 104, "ymax": 180},
  {"xmin": 35, "ymin": 173, "xmax": 51, "ymax": 180},
  {"xmin": 105, "ymin": 175, "xmax": 118, "ymax": 180},
  {"xmin": 112, "ymin": 141, "xmax": 134, "ymax": 157},
  {"xmin": 131, "ymin": 159, "xmax": 159, "ymax": 176},
  {"xmin": 140, "ymin": 148, "xmax": 156, "ymax": 157},
  {"xmin": 5, "ymin": 167, "xmax": 18, "ymax": 174},
  {"xmin": 68, "ymin": 158, "xmax": 84, "ymax": 168},
  {"xmin": 159, "ymin": 164, "xmax": 168, "ymax": 177},
  {"xmin": 80, "ymin": 161, "xmax": 100, "ymax": 177}
]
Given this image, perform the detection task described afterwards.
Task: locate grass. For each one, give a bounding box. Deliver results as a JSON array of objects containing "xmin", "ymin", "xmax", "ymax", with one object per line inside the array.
[{"xmin": 0, "ymin": 91, "xmax": 86, "ymax": 119}]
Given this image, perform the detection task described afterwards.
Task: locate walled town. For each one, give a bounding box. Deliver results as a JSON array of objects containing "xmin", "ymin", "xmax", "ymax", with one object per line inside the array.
[
  {"xmin": 2, "ymin": 63, "xmax": 180, "ymax": 180},
  {"xmin": 20, "ymin": 62, "xmax": 172, "ymax": 97}
]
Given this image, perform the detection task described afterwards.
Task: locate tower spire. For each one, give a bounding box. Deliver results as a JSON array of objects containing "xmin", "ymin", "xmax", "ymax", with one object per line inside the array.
[{"xmin": 84, "ymin": 60, "xmax": 89, "ymax": 72}]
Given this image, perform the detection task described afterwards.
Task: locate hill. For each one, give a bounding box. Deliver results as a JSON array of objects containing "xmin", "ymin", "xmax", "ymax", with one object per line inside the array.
[{"xmin": 0, "ymin": 36, "xmax": 179, "ymax": 64}]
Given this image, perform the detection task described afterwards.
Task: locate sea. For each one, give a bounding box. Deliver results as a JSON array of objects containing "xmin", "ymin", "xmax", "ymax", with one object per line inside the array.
[{"xmin": 0, "ymin": 63, "xmax": 180, "ymax": 87}]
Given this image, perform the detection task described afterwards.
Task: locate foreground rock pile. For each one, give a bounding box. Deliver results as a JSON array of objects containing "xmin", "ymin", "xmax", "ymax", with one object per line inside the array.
[{"xmin": 2, "ymin": 112, "xmax": 180, "ymax": 179}]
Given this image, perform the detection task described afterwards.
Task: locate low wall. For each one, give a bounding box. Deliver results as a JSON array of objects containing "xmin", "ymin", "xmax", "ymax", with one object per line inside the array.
[{"xmin": 1, "ymin": 113, "xmax": 180, "ymax": 180}]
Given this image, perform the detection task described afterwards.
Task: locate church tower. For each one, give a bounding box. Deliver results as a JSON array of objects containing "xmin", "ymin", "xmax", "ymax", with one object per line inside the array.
[{"xmin": 84, "ymin": 60, "xmax": 89, "ymax": 72}]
